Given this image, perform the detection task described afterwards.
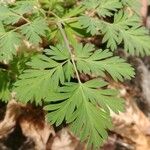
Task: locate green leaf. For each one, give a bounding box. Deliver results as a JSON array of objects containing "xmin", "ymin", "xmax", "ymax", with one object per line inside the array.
[
  {"xmin": 0, "ymin": 31, "xmax": 21, "ymax": 60},
  {"xmin": 96, "ymin": 0, "xmax": 122, "ymax": 17},
  {"xmin": 10, "ymin": 52, "xmax": 33, "ymax": 75},
  {"xmin": 45, "ymin": 80, "xmax": 124, "ymax": 148},
  {"xmin": 21, "ymin": 18, "xmax": 48, "ymax": 45},
  {"xmin": 45, "ymin": 44, "xmax": 70, "ymax": 61},
  {"xmin": 14, "ymin": 69, "xmax": 54, "ymax": 104},
  {"xmin": 0, "ymin": 22, "xmax": 5, "ymax": 36},
  {"xmin": 13, "ymin": 0, "xmax": 38, "ymax": 15},
  {"xmin": 64, "ymin": 5, "xmax": 85, "ymax": 18},
  {"xmin": 99, "ymin": 11, "xmax": 139, "ymax": 50},
  {"xmin": 13, "ymin": 54, "xmax": 60, "ymax": 104},
  {"xmin": 83, "ymin": 0, "xmax": 122, "ymax": 17},
  {"xmin": 100, "ymin": 11, "xmax": 150, "ymax": 55},
  {"xmin": 0, "ymin": 71, "xmax": 11, "ymax": 102},
  {"xmin": 63, "ymin": 60, "xmax": 74, "ymax": 81},
  {"xmin": 101, "ymin": 21, "xmax": 120, "ymax": 51},
  {"xmin": 120, "ymin": 26, "xmax": 150, "ymax": 56},
  {"xmin": 121, "ymin": 0, "xmax": 141, "ymax": 15},
  {"xmin": 78, "ymin": 15, "xmax": 101, "ymax": 35},
  {"xmin": 74, "ymin": 43, "xmax": 135, "ymax": 81},
  {"xmin": 0, "ymin": 5, "xmax": 21, "ymax": 25},
  {"xmin": 78, "ymin": 7, "xmax": 150, "ymax": 55},
  {"xmin": 83, "ymin": 79, "xmax": 125, "ymax": 113},
  {"xmin": 83, "ymin": 0, "xmax": 100, "ymax": 10},
  {"xmin": 45, "ymin": 44, "xmax": 74, "ymax": 81},
  {"xmin": 14, "ymin": 48, "xmax": 74, "ymax": 103}
]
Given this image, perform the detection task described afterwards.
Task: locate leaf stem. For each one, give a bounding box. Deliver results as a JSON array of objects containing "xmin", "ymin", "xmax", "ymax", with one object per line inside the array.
[{"xmin": 57, "ymin": 22, "xmax": 81, "ymax": 83}]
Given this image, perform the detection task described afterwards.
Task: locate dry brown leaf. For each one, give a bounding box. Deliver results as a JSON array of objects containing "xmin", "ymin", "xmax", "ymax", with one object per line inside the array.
[
  {"xmin": 51, "ymin": 128, "xmax": 78, "ymax": 150},
  {"xmin": 111, "ymin": 84, "xmax": 150, "ymax": 150},
  {"xmin": 49, "ymin": 128, "xmax": 86, "ymax": 150},
  {"xmin": 0, "ymin": 100, "xmax": 22, "ymax": 138},
  {"xmin": 19, "ymin": 106, "xmax": 55, "ymax": 150}
]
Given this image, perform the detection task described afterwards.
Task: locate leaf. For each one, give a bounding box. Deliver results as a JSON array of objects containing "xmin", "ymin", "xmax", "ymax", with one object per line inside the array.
[
  {"xmin": 99, "ymin": 11, "xmax": 138, "ymax": 51},
  {"xmin": 74, "ymin": 43, "xmax": 135, "ymax": 81},
  {"xmin": 14, "ymin": 54, "xmax": 60, "ymax": 104},
  {"xmin": 0, "ymin": 5, "xmax": 21, "ymax": 25},
  {"xmin": 0, "ymin": 71, "xmax": 11, "ymax": 102},
  {"xmin": 96, "ymin": 0, "xmax": 122, "ymax": 17},
  {"xmin": 14, "ymin": 69, "xmax": 53, "ymax": 104},
  {"xmin": 45, "ymin": 44, "xmax": 70, "ymax": 61},
  {"xmin": 121, "ymin": 0, "xmax": 141, "ymax": 15},
  {"xmin": 64, "ymin": 5, "xmax": 85, "ymax": 18},
  {"xmin": 83, "ymin": 0, "xmax": 122, "ymax": 17},
  {"xmin": 10, "ymin": 52, "xmax": 33, "ymax": 75},
  {"xmin": 83, "ymin": 0, "xmax": 100, "ymax": 10},
  {"xmin": 21, "ymin": 18, "xmax": 48, "ymax": 45},
  {"xmin": 120, "ymin": 26, "xmax": 150, "ymax": 56},
  {"xmin": 100, "ymin": 11, "xmax": 150, "ymax": 55},
  {"xmin": 83, "ymin": 79, "xmax": 125, "ymax": 113},
  {"xmin": 0, "ymin": 31, "xmax": 21, "ymax": 60},
  {"xmin": 13, "ymin": 0, "xmax": 38, "ymax": 15},
  {"xmin": 0, "ymin": 22, "xmax": 5, "ymax": 36},
  {"xmin": 79, "ymin": 5, "xmax": 150, "ymax": 55},
  {"xmin": 14, "ymin": 48, "xmax": 74, "ymax": 103},
  {"xmin": 45, "ymin": 44, "xmax": 74, "ymax": 81},
  {"xmin": 78, "ymin": 15, "xmax": 101, "ymax": 35},
  {"xmin": 101, "ymin": 21, "xmax": 120, "ymax": 51},
  {"xmin": 63, "ymin": 60, "xmax": 74, "ymax": 81},
  {"xmin": 45, "ymin": 80, "xmax": 124, "ymax": 148}
]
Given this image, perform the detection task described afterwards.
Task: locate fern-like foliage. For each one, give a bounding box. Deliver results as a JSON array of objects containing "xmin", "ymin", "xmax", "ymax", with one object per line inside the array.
[
  {"xmin": 74, "ymin": 43, "xmax": 134, "ymax": 81},
  {"xmin": 21, "ymin": 18, "xmax": 48, "ymax": 44},
  {"xmin": 14, "ymin": 42, "xmax": 134, "ymax": 148},
  {"xmin": 0, "ymin": 0, "xmax": 149, "ymax": 149},
  {"xmin": 79, "ymin": 1, "xmax": 150, "ymax": 55},
  {"xmin": 44, "ymin": 79, "xmax": 124, "ymax": 148},
  {"xmin": 0, "ymin": 31, "xmax": 21, "ymax": 60},
  {"xmin": 0, "ymin": 2, "xmax": 48, "ymax": 60},
  {"xmin": 84, "ymin": 0, "xmax": 122, "ymax": 17}
]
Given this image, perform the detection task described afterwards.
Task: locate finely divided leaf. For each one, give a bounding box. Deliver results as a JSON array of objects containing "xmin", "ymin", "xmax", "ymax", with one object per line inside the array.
[
  {"xmin": 78, "ymin": 16, "xmax": 101, "ymax": 35},
  {"xmin": 14, "ymin": 69, "xmax": 54, "ymax": 104},
  {"xmin": 21, "ymin": 18, "xmax": 48, "ymax": 44},
  {"xmin": 100, "ymin": 11, "xmax": 150, "ymax": 55},
  {"xmin": 0, "ymin": 31, "xmax": 21, "ymax": 60},
  {"xmin": 45, "ymin": 44, "xmax": 70, "ymax": 61},
  {"xmin": 83, "ymin": 79, "xmax": 125, "ymax": 113},
  {"xmin": 14, "ymin": 48, "xmax": 74, "ymax": 103},
  {"xmin": 45, "ymin": 80, "xmax": 124, "ymax": 148},
  {"xmin": 74, "ymin": 43, "xmax": 135, "ymax": 81},
  {"xmin": 0, "ymin": 5, "xmax": 21, "ymax": 25},
  {"xmin": 13, "ymin": 0, "xmax": 37, "ymax": 15},
  {"xmin": 120, "ymin": 26, "xmax": 150, "ymax": 56},
  {"xmin": 83, "ymin": 0, "xmax": 100, "ymax": 9},
  {"xmin": 14, "ymin": 54, "xmax": 61, "ymax": 104},
  {"xmin": 83, "ymin": 0, "xmax": 122, "ymax": 17},
  {"xmin": 96, "ymin": 0, "xmax": 122, "ymax": 17},
  {"xmin": 121, "ymin": 0, "xmax": 141, "ymax": 15}
]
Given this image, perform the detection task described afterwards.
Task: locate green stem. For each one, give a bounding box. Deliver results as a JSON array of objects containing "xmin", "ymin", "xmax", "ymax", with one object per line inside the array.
[{"xmin": 57, "ymin": 22, "xmax": 81, "ymax": 83}]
